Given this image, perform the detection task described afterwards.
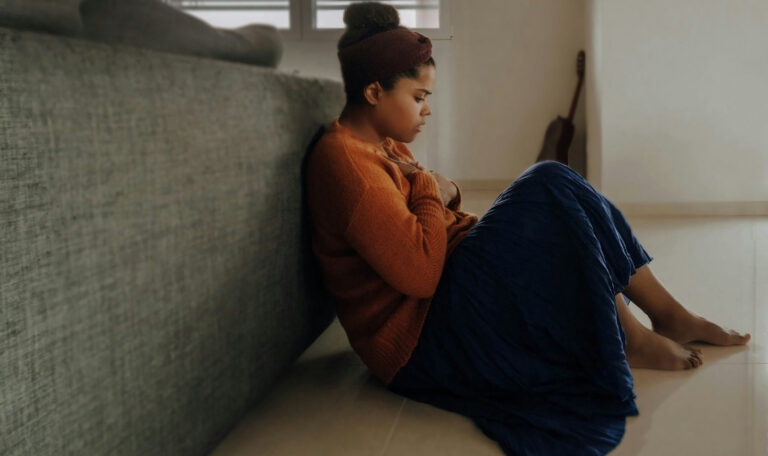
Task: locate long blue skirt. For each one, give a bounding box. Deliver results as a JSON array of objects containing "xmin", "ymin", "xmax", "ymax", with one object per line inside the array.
[{"xmin": 387, "ymin": 160, "xmax": 654, "ymax": 455}]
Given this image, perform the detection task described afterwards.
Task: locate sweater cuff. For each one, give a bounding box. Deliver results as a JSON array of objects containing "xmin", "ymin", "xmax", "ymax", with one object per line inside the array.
[{"xmin": 407, "ymin": 170, "xmax": 442, "ymax": 201}]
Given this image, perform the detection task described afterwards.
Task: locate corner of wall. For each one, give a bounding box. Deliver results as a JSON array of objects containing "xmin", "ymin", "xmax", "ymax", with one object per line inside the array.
[{"xmin": 585, "ymin": 0, "xmax": 603, "ymax": 192}]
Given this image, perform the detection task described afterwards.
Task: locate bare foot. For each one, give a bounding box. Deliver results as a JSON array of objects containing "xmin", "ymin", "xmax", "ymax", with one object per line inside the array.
[
  {"xmin": 651, "ymin": 307, "xmax": 751, "ymax": 346},
  {"xmin": 625, "ymin": 324, "xmax": 703, "ymax": 370}
]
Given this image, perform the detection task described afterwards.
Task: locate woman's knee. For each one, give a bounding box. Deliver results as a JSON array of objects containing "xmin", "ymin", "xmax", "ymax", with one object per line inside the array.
[
  {"xmin": 500, "ymin": 161, "xmax": 580, "ymax": 200},
  {"xmin": 525, "ymin": 160, "xmax": 575, "ymax": 183}
]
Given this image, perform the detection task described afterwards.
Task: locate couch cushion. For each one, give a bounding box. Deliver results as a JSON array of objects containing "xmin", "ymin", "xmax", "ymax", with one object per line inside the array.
[
  {"xmin": 0, "ymin": 0, "xmax": 82, "ymax": 37},
  {"xmin": 79, "ymin": 0, "xmax": 283, "ymax": 67}
]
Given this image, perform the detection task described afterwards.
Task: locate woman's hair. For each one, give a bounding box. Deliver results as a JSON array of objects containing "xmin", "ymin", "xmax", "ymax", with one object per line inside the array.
[{"xmin": 338, "ymin": 2, "xmax": 436, "ymax": 106}]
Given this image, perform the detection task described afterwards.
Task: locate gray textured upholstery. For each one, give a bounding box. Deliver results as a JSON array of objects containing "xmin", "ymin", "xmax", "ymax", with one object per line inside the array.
[
  {"xmin": 0, "ymin": 0, "xmax": 82, "ymax": 36},
  {"xmin": 79, "ymin": 0, "xmax": 284, "ymax": 68},
  {"xmin": 0, "ymin": 0, "xmax": 283, "ymax": 68},
  {"xmin": 0, "ymin": 26, "xmax": 341, "ymax": 455}
]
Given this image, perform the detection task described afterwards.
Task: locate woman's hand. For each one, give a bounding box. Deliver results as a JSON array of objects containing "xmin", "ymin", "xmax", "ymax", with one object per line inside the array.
[
  {"xmin": 428, "ymin": 169, "xmax": 459, "ymax": 207},
  {"xmin": 386, "ymin": 157, "xmax": 457, "ymax": 206},
  {"xmin": 387, "ymin": 157, "xmax": 422, "ymax": 178}
]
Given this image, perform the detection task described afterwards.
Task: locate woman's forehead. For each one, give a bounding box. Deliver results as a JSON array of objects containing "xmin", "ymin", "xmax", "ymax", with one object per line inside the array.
[
  {"xmin": 399, "ymin": 79, "xmax": 434, "ymax": 93},
  {"xmin": 397, "ymin": 67, "xmax": 436, "ymax": 91}
]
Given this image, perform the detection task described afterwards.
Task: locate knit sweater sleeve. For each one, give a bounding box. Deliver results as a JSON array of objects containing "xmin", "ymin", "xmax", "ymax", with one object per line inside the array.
[{"xmin": 343, "ymin": 170, "xmax": 448, "ymax": 299}]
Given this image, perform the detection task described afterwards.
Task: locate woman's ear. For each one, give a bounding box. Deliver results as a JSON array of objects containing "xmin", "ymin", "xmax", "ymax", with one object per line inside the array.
[{"xmin": 363, "ymin": 82, "xmax": 382, "ymax": 106}]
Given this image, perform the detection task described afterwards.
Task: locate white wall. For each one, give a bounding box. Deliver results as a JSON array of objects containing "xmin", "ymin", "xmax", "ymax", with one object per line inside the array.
[
  {"xmin": 278, "ymin": 0, "xmax": 768, "ymax": 210},
  {"xmin": 585, "ymin": 0, "xmax": 603, "ymax": 192},
  {"xmin": 278, "ymin": 0, "xmax": 589, "ymax": 185},
  {"xmin": 590, "ymin": 0, "xmax": 768, "ymax": 206}
]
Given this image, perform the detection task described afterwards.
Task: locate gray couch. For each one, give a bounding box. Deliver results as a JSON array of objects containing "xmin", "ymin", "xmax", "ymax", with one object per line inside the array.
[{"xmin": 1, "ymin": 23, "xmax": 343, "ymax": 455}]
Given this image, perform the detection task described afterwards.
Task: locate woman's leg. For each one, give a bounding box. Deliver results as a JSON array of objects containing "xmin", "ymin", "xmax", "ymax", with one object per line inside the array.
[
  {"xmin": 614, "ymin": 293, "xmax": 703, "ymax": 370},
  {"xmin": 621, "ymin": 264, "xmax": 681, "ymax": 324},
  {"xmin": 528, "ymin": 160, "xmax": 751, "ymax": 345},
  {"xmin": 622, "ymin": 264, "xmax": 751, "ymax": 346}
]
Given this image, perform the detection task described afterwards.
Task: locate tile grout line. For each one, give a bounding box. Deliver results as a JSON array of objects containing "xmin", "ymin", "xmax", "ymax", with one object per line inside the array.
[
  {"xmin": 752, "ymin": 221, "xmax": 758, "ymax": 360},
  {"xmin": 378, "ymin": 398, "xmax": 406, "ymax": 456},
  {"xmin": 748, "ymin": 220, "xmax": 756, "ymax": 456}
]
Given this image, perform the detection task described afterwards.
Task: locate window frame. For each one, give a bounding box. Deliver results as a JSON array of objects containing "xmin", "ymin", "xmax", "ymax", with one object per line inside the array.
[
  {"xmin": 165, "ymin": 0, "xmax": 452, "ymax": 42},
  {"xmin": 293, "ymin": 0, "xmax": 453, "ymax": 42}
]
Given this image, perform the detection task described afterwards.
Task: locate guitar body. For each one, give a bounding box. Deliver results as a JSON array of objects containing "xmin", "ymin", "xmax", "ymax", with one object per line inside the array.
[{"xmin": 538, "ymin": 50, "xmax": 585, "ymax": 166}]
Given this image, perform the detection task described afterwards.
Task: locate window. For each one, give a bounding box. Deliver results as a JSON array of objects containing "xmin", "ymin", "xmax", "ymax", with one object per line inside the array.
[
  {"xmin": 164, "ymin": 0, "xmax": 451, "ymax": 41},
  {"xmin": 314, "ymin": 1, "xmax": 439, "ymax": 29}
]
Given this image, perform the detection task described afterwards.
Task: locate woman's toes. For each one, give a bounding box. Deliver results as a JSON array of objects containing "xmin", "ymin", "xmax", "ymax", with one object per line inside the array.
[
  {"xmin": 689, "ymin": 316, "xmax": 751, "ymax": 346},
  {"xmin": 690, "ymin": 350, "xmax": 702, "ymax": 360},
  {"xmin": 684, "ymin": 344, "xmax": 703, "ymax": 361},
  {"xmin": 715, "ymin": 326, "xmax": 749, "ymax": 345},
  {"xmin": 685, "ymin": 349, "xmax": 702, "ymax": 368},
  {"xmin": 729, "ymin": 330, "xmax": 751, "ymax": 345}
]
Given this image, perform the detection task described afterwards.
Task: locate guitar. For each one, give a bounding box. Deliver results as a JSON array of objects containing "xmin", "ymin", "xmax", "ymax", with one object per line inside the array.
[{"xmin": 537, "ymin": 50, "xmax": 585, "ymax": 166}]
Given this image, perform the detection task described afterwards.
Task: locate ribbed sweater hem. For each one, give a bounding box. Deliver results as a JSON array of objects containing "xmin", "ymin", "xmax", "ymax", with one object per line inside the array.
[{"xmin": 372, "ymin": 298, "xmax": 432, "ymax": 387}]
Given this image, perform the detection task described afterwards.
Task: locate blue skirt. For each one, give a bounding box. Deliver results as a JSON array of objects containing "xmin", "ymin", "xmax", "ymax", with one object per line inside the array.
[{"xmin": 387, "ymin": 160, "xmax": 654, "ymax": 456}]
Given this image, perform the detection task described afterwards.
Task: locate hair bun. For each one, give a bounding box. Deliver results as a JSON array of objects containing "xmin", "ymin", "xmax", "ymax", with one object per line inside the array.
[{"xmin": 343, "ymin": 2, "xmax": 400, "ymax": 32}]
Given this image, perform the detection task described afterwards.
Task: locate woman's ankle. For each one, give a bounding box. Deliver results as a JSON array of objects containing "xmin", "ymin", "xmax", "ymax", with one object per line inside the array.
[{"xmin": 648, "ymin": 301, "xmax": 693, "ymax": 329}]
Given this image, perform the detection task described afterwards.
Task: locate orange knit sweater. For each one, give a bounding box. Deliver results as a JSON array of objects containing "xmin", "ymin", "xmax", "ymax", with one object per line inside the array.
[{"xmin": 305, "ymin": 117, "xmax": 479, "ymax": 386}]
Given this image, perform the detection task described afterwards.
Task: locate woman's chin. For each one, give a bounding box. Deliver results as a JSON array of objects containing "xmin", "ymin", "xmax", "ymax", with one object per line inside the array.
[{"xmin": 391, "ymin": 130, "xmax": 420, "ymax": 143}]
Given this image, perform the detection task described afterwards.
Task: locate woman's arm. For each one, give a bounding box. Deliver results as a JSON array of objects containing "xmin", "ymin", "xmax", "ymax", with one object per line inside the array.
[
  {"xmin": 343, "ymin": 172, "xmax": 448, "ymax": 298},
  {"xmin": 386, "ymin": 157, "xmax": 458, "ymax": 207}
]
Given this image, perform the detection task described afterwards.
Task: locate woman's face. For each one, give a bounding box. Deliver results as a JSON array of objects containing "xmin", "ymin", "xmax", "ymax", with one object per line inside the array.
[{"xmin": 369, "ymin": 64, "xmax": 435, "ymax": 143}]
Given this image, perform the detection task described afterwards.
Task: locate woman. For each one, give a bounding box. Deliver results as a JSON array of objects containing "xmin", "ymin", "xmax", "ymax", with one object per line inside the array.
[{"xmin": 304, "ymin": 3, "xmax": 751, "ymax": 455}]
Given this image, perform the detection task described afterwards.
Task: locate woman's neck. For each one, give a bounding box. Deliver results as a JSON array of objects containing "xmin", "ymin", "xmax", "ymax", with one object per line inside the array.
[{"xmin": 338, "ymin": 107, "xmax": 387, "ymax": 147}]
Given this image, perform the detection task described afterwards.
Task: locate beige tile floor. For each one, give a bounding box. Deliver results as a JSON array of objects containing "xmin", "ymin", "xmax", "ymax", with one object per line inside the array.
[{"xmin": 210, "ymin": 188, "xmax": 768, "ymax": 456}]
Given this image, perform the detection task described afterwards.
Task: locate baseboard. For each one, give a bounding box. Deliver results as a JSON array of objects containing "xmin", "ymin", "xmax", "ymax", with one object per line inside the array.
[
  {"xmin": 453, "ymin": 179, "xmax": 511, "ymax": 191},
  {"xmin": 611, "ymin": 201, "xmax": 768, "ymax": 217},
  {"xmin": 454, "ymin": 180, "xmax": 768, "ymax": 216}
]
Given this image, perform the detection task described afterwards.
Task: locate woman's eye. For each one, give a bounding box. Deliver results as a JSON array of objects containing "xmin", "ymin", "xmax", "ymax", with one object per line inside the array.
[{"xmin": 415, "ymin": 97, "xmax": 424, "ymax": 102}]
